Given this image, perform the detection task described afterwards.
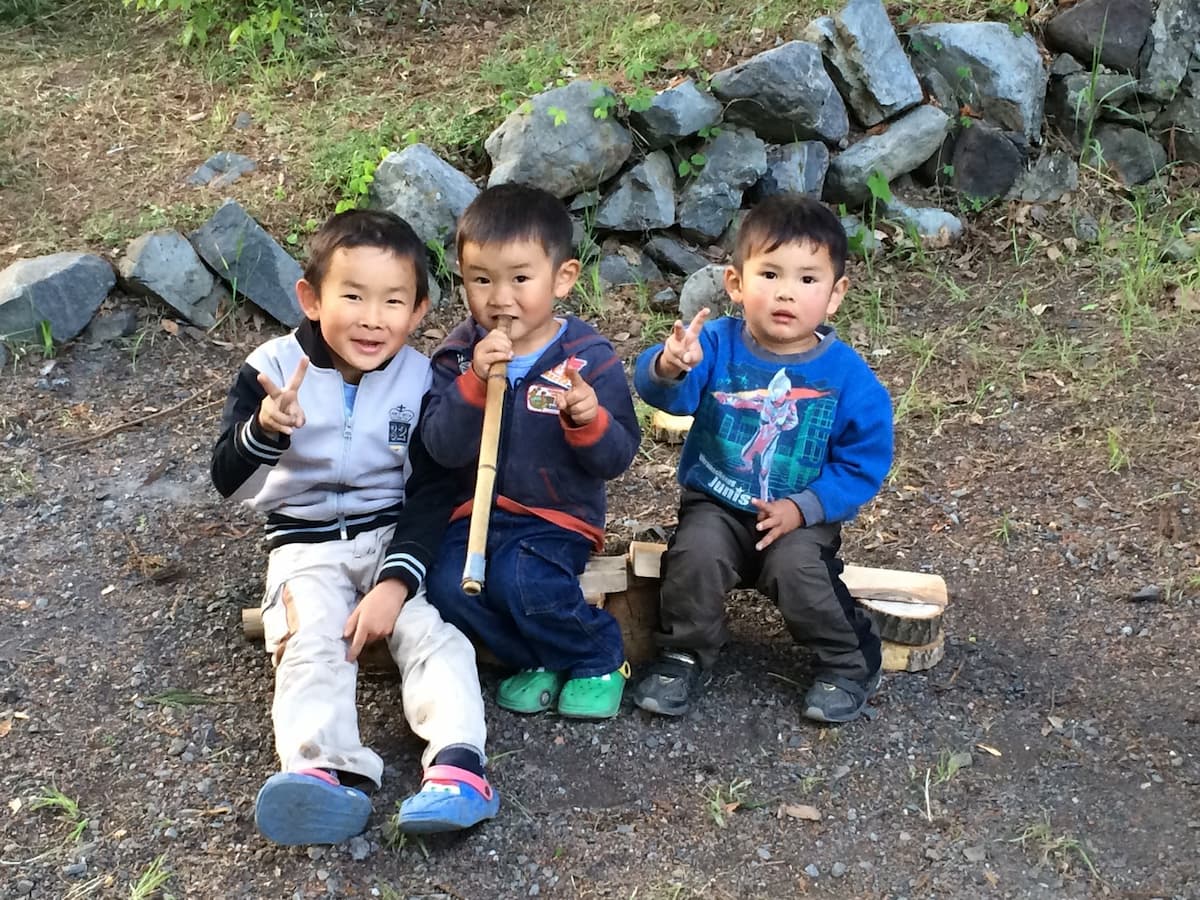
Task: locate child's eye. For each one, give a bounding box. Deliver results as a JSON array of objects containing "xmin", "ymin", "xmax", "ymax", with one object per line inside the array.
[
  {"xmin": 761, "ymin": 271, "xmax": 776, "ymax": 280},
  {"xmin": 344, "ymin": 293, "xmax": 362, "ymax": 302},
  {"xmin": 514, "ymin": 275, "xmax": 530, "ymax": 283},
  {"xmin": 802, "ymin": 275, "xmax": 816, "ymax": 284},
  {"xmin": 387, "ymin": 297, "xmax": 406, "ymax": 305},
  {"xmin": 472, "ymin": 276, "xmax": 490, "ymax": 285}
]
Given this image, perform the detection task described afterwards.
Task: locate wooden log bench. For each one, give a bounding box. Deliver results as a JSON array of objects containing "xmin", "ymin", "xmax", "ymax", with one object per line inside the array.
[{"xmin": 241, "ymin": 541, "xmax": 948, "ymax": 672}]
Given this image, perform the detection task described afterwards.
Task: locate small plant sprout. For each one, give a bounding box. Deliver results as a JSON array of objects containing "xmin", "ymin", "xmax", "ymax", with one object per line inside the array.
[
  {"xmin": 1010, "ymin": 815, "xmax": 1101, "ymax": 879},
  {"xmin": 676, "ymin": 153, "xmax": 708, "ymax": 178},
  {"xmin": 30, "ymin": 786, "xmax": 89, "ymax": 842},
  {"xmin": 546, "ymin": 105, "xmax": 569, "ymax": 126},
  {"xmin": 994, "ymin": 511, "xmax": 1014, "ymax": 545},
  {"xmin": 128, "ymin": 853, "xmax": 171, "ymax": 900},
  {"xmin": 1105, "ymin": 427, "xmax": 1130, "ymax": 471},
  {"xmin": 701, "ymin": 777, "xmax": 753, "ymax": 828},
  {"xmin": 38, "ymin": 320, "xmax": 54, "ymax": 358}
]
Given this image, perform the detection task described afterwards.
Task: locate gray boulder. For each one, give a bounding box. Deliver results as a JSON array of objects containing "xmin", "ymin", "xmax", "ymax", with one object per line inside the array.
[
  {"xmin": 907, "ymin": 22, "xmax": 1047, "ymax": 142},
  {"xmin": 83, "ymin": 308, "xmax": 139, "ymax": 344},
  {"xmin": 710, "ymin": 42, "xmax": 849, "ymax": 145},
  {"xmin": 369, "ymin": 143, "xmax": 479, "ymax": 249},
  {"xmin": 677, "ymin": 128, "xmax": 768, "ymax": 243},
  {"xmin": 883, "ymin": 200, "xmax": 964, "ymax": 246},
  {"xmin": 189, "ymin": 200, "xmax": 303, "ymax": 327},
  {"xmin": 644, "ymin": 235, "xmax": 710, "ymax": 276},
  {"xmin": 1085, "ymin": 124, "xmax": 1168, "ymax": 184},
  {"xmin": 1046, "ymin": 70, "xmax": 1140, "ymax": 144},
  {"xmin": 749, "ymin": 141, "xmax": 830, "ymax": 201},
  {"xmin": 1140, "ymin": 0, "xmax": 1200, "ymax": 101},
  {"xmin": 1155, "ymin": 85, "xmax": 1200, "ymax": 162},
  {"xmin": 0, "ymin": 252, "xmax": 115, "ymax": 343},
  {"xmin": 187, "ymin": 151, "xmax": 257, "ymax": 188},
  {"xmin": 629, "ymin": 79, "xmax": 722, "ymax": 148},
  {"xmin": 1005, "ymin": 151, "xmax": 1080, "ymax": 202},
  {"xmin": 824, "ymin": 105, "xmax": 951, "ymax": 205},
  {"xmin": 679, "ymin": 264, "xmax": 730, "ymax": 322},
  {"xmin": 805, "ymin": 0, "xmax": 922, "ymax": 127},
  {"xmin": 951, "ymin": 121, "xmax": 1027, "ymax": 200},
  {"xmin": 1044, "ymin": 0, "xmax": 1153, "ymax": 74},
  {"xmin": 486, "ymin": 80, "xmax": 633, "ymax": 198},
  {"xmin": 597, "ymin": 249, "xmax": 663, "ymax": 286},
  {"xmin": 595, "ymin": 151, "xmax": 676, "ymax": 231},
  {"xmin": 119, "ymin": 230, "xmax": 218, "ymax": 328}
]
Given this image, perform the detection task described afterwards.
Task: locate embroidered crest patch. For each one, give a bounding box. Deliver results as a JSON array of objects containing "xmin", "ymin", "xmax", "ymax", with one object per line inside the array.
[{"xmin": 539, "ymin": 355, "xmax": 587, "ymax": 389}]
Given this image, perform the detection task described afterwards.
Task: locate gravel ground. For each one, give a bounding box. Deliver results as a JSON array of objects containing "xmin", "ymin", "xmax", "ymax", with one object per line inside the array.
[{"xmin": 1, "ymin": 296, "xmax": 1197, "ymax": 900}]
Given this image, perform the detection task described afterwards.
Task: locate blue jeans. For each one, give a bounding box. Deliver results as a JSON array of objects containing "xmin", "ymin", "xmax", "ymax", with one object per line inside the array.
[{"xmin": 426, "ymin": 512, "xmax": 625, "ymax": 678}]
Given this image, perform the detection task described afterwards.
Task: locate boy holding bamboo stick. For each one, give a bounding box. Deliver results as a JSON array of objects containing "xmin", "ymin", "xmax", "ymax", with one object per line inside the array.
[{"xmin": 422, "ymin": 183, "xmax": 641, "ymax": 720}]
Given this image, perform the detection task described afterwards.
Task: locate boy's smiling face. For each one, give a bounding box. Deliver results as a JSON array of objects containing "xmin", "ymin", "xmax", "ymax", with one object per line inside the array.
[
  {"xmin": 296, "ymin": 245, "xmax": 427, "ymax": 384},
  {"xmin": 459, "ymin": 239, "xmax": 580, "ymax": 356},
  {"xmin": 725, "ymin": 239, "xmax": 848, "ymax": 355}
]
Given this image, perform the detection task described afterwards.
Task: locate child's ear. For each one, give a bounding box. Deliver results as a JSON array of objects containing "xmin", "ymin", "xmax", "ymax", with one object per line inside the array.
[
  {"xmin": 723, "ymin": 265, "xmax": 745, "ymax": 307},
  {"xmin": 296, "ymin": 279, "xmax": 322, "ymax": 322},
  {"xmin": 409, "ymin": 295, "xmax": 430, "ymax": 331},
  {"xmin": 825, "ymin": 274, "xmax": 850, "ymax": 318},
  {"xmin": 553, "ymin": 258, "xmax": 582, "ymax": 298}
]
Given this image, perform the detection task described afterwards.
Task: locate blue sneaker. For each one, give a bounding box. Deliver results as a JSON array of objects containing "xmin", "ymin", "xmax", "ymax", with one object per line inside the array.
[
  {"xmin": 396, "ymin": 765, "xmax": 500, "ymax": 834},
  {"xmin": 254, "ymin": 768, "xmax": 371, "ymax": 846}
]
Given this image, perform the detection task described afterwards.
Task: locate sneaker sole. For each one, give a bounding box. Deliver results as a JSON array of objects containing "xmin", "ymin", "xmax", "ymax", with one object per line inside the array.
[
  {"xmin": 632, "ymin": 693, "xmax": 690, "ymax": 717},
  {"xmin": 802, "ymin": 673, "xmax": 882, "ymax": 724},
  {"xmin": 254, "ymin": 773, "xmax": 371, "ymax": 846}
]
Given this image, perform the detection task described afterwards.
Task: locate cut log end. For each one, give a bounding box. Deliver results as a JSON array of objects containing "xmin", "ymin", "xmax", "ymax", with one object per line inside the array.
[
  {"xmin": 859, "ymin": 596, "xmax": 943, "ymax": 646},
  {"xmin": 882, "ymin": 631, "xmax": 946, "ymax": 673},
  {"xmin": 650, "ymin": 410, "xmax": 693, "ymax": 444}
]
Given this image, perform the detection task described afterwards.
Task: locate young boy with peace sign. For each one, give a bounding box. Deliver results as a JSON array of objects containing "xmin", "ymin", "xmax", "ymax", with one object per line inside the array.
[{"xmin": 211, "ymin": 210, "xmax": 498, "ymax": 846}]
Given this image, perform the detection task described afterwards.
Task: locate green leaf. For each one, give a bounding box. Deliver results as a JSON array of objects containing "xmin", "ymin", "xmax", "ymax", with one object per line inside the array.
[
  {"xmin": 690, "ymin": 153, "xmax": 707, "ymax": 167},
  {"xmin": 677, "ymin": 159, "xmax": 692, "ymax": 177},
  {"xmin": 866, "ymin": 170, "xmax": 892, "ymax": 203}
]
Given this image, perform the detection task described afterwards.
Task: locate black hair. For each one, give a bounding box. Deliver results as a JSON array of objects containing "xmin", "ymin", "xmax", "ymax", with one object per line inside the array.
[
  {"xmin": 455, "ymin": 183, "xmax": 574, "ymax": 267},
  {"xmin": 733, "ymin": 194, "xmax": 848, "ymax": 280},
  {"xmin": 304, "ymin": 209, "xmax": 429, "ymax": 302}
]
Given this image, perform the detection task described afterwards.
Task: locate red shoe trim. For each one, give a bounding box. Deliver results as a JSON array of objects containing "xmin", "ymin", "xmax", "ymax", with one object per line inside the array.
[{"xmin": 422, "ymin": 764, "xmax": 493, "ymax": 801}]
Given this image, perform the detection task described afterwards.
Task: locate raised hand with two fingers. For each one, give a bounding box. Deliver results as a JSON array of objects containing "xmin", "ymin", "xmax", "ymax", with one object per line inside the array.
[
  {"xmin": 655, "ymin": 307, "xmax": 710, "ymax": 378},
  {"xmin": 257, "ymin": 357, "xmax": 310, "ymax": 436}
]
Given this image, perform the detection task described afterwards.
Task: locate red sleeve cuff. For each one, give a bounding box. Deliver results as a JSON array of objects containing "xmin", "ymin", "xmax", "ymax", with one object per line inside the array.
[
  {"xmin": 561, "ymin": 406, "xmax": 610, "ymax": 447},
  {"xmin": 455, "ymin": 369, "xmax": 488, "ymax": 408}
]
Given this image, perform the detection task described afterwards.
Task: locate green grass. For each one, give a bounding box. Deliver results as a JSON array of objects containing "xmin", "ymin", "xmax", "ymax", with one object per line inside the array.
[
  {"xmin": 30, "ymin": 786, "xmax": 89, "ymax": 842},
  {"xmin": 128, "ymin": 854, "xmax": 172, "ymax": 900},
  {"xmin": 1010, "ymin": 815, "xmax": 1101, "ymax": 880}
]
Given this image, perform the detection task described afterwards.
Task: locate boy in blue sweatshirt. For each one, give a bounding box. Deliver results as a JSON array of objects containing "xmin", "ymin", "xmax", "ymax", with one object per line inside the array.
[
  {"xmin": 423, "ymin": 184, "xmax": 641, "ymax": 720},
  {"xmin": 632, "ymin": 194, "xmax": 893, "ymax": 723},
  {"xmin": 211, "ymin": 210, "xmax": 498, "ymax": 845}
]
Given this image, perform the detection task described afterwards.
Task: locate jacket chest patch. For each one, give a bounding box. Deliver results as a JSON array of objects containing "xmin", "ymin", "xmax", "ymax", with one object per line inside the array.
[
  {"xmin": 388, "ymin": 404, "xmax": 415, "ymax": 456},
  {"xmin": 526, "ymin": 384, "xmax": 564, "ymax": 415},
  {"xmin": 539, "ymin": 356, "xmax": 586, "ymax": 389}
]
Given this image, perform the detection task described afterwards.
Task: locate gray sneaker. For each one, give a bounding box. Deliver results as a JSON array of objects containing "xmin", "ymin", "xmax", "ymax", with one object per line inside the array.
[
  {"xmin": 802, "ymin": 669, "xmax": 882, "ymax": 723},
  {"xmin": 632, "ymin": 651, "xmax": 709, "ymax": 716}
]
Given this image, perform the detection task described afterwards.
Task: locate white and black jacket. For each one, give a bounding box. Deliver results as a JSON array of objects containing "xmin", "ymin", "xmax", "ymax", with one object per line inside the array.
[{"xmin": 211, "ymin": 319, "xmax": 454, "ymax": 596}]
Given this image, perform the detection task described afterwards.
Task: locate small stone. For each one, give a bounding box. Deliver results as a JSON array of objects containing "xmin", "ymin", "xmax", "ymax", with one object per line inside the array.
[
  {"xmin": 164, "ymin": 826, "xmax": 179, "ymax": 839},
  {"xmin": 757, "ymin": 847, "xmax": 771, "ymax": 861},
  {"xmin": 831, "ymin": 862, "xmax": 847, "ymax": 877},
  {"xmin": 898, "ymin": 830, "xmax": 912, "ymax": 843},
  {"xmin": 616, "ymin": 824, "xmax": 634, "ymax": 835},
  {"xmin": 529, "ymin": 884, "xmax": 540, "ymax": 897},
  {"xmin": 803, "ymin": 863, "xmax": 820, "ymax": 878},
  {"xmin": 1121, "ymin": 625, "xmax": 1134, "ymax": 636},
  {"xmin": 167, "ymin": 738, "xmax": 187, "ymax": 756},
  {"xmin": 349, "ymin": 836, "xmax": 371, "ymax": 860},
  {"xmin": 963, "ymin": 845, "xmax": 986, "ymax": 862},
  {"xmin": 307, "ymin": 846, "xmax": 325, "ymax": 860},
  {"xmin": 316, "ymin": 868, "xmax": 329, "ymax": 880},
  {"xmin": 15, "ymin": 879, "xmax": 34, "ymax": 895},
  {"xmin": 1130, "ymin": 584, "xmax": 1163, "ymax": 602},
  {"xmin": 831, "ymin": 764, "xmax": 851, "ymax": 780},
  {"xmin": 1073, "ymin": 214, "xmax": 1101, "ymax": 244},
  {"xmin": 233, "ymin": 111, "xmax": 253, "ymax": 130},
  {"xmin": 63, "ymin": 861, "xmax": 87, "ymax": 877}
]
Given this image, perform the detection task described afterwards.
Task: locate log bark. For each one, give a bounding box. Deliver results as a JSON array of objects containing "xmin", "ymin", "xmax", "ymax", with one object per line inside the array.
[
  {"xmin": 881, "ymin": 631, "xmax": 945, "ymax": 673},
  {"xmin": 650, "ymin": 410, "xmax": 693, "ymax": 444}
]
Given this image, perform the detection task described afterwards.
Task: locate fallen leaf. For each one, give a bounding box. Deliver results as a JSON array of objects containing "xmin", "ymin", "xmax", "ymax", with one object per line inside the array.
[
  {"xmin": 1029, "ymin": 303, "xmax": 1049, "ymax": 316},
  {"xmin": 0, "ymin": 718, "xmax": 10, "ymax": 738},
  {"xmin": 1046, "ymin": 246, "xmax": 1063, "ymax": 261},
  {"xmin": 1047, "ymin": 715, "xmax": 1065, "ymax": 730},
  {"xmin": 8, "ymin": 797, "xmax": 20, "ymax": 814},
  {"xmin": 613, "ymin": 331, "xmax": 631, "ymax": 342},
  {"xmin": 161, "ymin": 318, "xmax": 179, "ymax": 335},
  {"xmin": 780, "ymin": 803, "xmax": 821, "ymax": 821},
  {"xmin": 101, "ymin": 585, "xmax": 116, "ymax": 596},
  {"xmin": 1170, "ymin": 283, "xmax": 1200, "ymax": 312},
  {"xmin": 633, "ymin": 12, "xmax": 661, "ymax": 31},
  {"xmin": 186, "ymin": 111, "xmax": 206, "ymax": 122},
  {"xmin": 976, "ymin": 743, "xmax": 1002, "ymax": 757}
]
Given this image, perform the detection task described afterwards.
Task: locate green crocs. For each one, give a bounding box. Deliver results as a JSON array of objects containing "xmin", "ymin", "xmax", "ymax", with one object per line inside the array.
[
  {"xmin": 557, "ymin": 662, "xmax": 631, "ymax": 719},
  {"xmin": 497, "ymin": 669, "xmax": 565, "ymax": 714}
]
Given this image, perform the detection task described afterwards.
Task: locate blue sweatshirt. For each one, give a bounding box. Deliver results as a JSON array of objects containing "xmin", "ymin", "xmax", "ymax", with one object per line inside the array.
[
  {"xmin": 422, "ymin": 315, "xmax": 641, "ymax": 549},
  {"xmin": 635, "ymin": 318, "xmax": 893, "ymax": 526}
]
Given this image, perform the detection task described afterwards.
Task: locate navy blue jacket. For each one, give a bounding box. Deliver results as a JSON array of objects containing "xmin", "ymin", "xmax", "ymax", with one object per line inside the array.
[{"xmin": 422, "ymin": 316, "xmax": 640, "ymax": 548}]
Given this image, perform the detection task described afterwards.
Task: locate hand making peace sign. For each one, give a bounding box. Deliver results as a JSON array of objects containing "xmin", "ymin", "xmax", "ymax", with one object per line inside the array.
[
  {"xmin": 256, "ymin": 356, "xmax": 310, "ymax": 436},
  {"xmin": 656, "ymin": 307, "xmax": 709, "ymax": 378}
]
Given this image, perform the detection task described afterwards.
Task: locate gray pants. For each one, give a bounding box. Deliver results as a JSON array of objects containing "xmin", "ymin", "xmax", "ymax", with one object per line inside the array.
[{"xmin": 657, "ymin": 490, "xmax": 881, "ymax": 681}]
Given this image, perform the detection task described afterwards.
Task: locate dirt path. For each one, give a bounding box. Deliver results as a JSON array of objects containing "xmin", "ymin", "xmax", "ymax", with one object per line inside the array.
[{"xmin": 1, "ymin": 287, "xmax": 1197, "ymax": 899}]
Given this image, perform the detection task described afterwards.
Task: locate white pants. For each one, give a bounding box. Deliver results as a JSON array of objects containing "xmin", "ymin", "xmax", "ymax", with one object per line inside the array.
[{"xmin": 260, "ymin": 525, "xmax": 487, "ymax": 788}]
